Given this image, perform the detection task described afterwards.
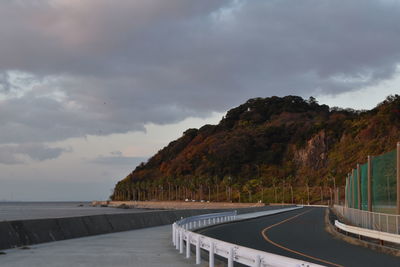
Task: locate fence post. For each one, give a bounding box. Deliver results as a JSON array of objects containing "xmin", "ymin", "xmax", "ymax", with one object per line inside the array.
[
  {"xmin": 397, "ymin": 142, "xmax": 400, "ymax": 215},
  {"xmin": 352, "ymin": 171, "xmax": 355, "ymax": 209},
  {"xmin": 357, "ymin": 164, "xmax": 361, "ymax": 210},
  {"xmin": 209, "ymin": 242, "xmax": 215, "ymax": 267},
  {"xmin": 345, "ymin": 177, "xmax": 348, "ymax": 207},
  {"xmin": 196, "ymin": 235, "xmax": 201, "ymax": 264},
  {"xmin": 336, "ymin": 187, "xmax": 339, "ymax": 205},
  {"xmin": 368, "ymin": 155, "xmax": 372, "ymax": 212}
]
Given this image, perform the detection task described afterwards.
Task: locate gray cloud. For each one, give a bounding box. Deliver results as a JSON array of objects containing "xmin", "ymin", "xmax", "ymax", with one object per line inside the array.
[
  {"xmin": 0, "ymin": 143, "xmax": 67, "ymax": 165},
  {"xmin": 0, "ymin": 72, "xmax": 11, "ymax": 93},
  {"xmin": 1, "ymin": 0, "xmax": 400, "ymax": 144}
]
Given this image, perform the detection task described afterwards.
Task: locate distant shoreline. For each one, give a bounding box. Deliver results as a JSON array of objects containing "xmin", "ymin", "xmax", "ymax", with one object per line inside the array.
[{"xmin": 92, "ymin": 200, "xmax": 265, "ymax": 210}]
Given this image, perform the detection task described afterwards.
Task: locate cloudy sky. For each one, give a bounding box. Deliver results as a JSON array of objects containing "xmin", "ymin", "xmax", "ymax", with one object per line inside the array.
[{"xmin": 1, "ymin": 0, "xmax": 400, "ymax": 201}]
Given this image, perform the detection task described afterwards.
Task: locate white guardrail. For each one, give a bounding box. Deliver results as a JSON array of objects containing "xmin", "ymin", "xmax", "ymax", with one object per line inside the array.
[
  {"xmin": 172, "ymin": 211, "xmax": 324, "ymax": 267},
  {"xmin": 333, "ymin": 205, "xmax": 400, "ymax": 235},
  {"xmin": 334, "ymin": 220, "xmax": 400, "ymax": 244}
]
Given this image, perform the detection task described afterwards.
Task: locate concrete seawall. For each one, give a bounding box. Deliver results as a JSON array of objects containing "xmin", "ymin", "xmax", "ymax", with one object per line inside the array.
[{"xmin": 0, "ymin": 206, "xmax": 279, "ymax": 250}]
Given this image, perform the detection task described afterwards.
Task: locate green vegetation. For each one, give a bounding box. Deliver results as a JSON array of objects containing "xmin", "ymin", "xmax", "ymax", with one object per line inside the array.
[{"xmin": 111, "ymin": 95, "xmax": 400, "ymax": 204}]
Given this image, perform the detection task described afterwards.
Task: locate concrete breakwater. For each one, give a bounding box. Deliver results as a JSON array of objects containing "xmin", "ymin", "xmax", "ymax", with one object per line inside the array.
[{"xmin": 0, "ymin": 206, "xmax": 277, "ymax": 250}]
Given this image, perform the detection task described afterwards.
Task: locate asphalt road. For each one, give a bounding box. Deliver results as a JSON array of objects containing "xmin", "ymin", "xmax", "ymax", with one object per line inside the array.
[{"xmin": 198, "ymin": 207, "xmax": 399, "ymax": 267}]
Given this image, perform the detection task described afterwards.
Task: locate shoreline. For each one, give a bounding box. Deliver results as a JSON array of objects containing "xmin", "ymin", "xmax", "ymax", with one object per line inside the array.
[{"xmin": 92, "ymin": 200, "xmax": 265, "ymax": 210}]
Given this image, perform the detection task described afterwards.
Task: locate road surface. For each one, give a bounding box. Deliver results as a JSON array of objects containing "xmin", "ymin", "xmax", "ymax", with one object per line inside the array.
[{"xmin": 198, "ymin": 207, "xmax": 399, "ymax": 267}]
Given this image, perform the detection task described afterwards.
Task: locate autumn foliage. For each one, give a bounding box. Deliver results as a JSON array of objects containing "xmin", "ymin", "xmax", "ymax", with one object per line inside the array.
[{"xmin": 112, "ymin": 95, "xmax": 400, "ymax": 204}]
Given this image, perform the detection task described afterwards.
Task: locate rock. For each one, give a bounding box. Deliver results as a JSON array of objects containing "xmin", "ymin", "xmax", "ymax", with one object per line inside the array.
[{"xmin": 295, "ymin": 130, "xmax": 328, "ymax": 170}]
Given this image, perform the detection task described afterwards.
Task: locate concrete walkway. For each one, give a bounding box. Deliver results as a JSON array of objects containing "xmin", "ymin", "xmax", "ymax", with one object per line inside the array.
[{"xmin": 0, "ymin": 206, "xmax": 300, "ymax": 267}]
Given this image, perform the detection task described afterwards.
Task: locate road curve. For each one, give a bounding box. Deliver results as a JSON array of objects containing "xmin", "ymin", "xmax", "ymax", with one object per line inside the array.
[{"xmin": 197, "ymin": 207, "xmax": 399, "ymax": 267}]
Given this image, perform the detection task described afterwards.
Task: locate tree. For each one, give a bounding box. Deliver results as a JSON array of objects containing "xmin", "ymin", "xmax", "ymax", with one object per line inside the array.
[
  {"xmin": 244, "ymin": 179, "xmax": 258, "ymax": 202},
  {"xmin": 213, "ymin": 176, "xmax": 220, "ymax": 202},
  {"xmin": 205, "ymin": 176, "xmax": 212, "ymax": 202},
  {"xmin": 286, "ymin": 175, "xmax": 295, "ymax": 204},
  {"xmin": 305, "ymin": 178, "xmax": 310, "ymax": 205},
  {"xmin": 272, "ymin": 177, "xmax": 278, "ymax": 203}
]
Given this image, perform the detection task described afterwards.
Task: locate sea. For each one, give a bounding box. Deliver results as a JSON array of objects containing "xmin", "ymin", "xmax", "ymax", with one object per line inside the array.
[{"xmin": 0, "ymin": 201, "xmax": 147, "ymax": 221}]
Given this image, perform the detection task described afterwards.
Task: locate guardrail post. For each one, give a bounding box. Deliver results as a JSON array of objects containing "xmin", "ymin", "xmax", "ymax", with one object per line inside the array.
[
  {"xmin": 228, "ymin": 247, "xmax": 234, "ymax": 267},
  {"xmin": 172, "ymin": 224, "xmax": 175, "ymax": 245},
  {"xmin": 186, "ymin": 233, "xmax": 191, "ymax": 259},
  {"xmin": 255, "ymin": 255, "xmax": 261, "ymax": 267},
  {"xmin": 175, "ymin": 229, "xmax": 179, "ymax": 250},
  {"xmin": 196, "ymin": 235, "xmax": 201, "ymax": 264},
  {"xmin": 179, "ymin": 230, "xmax": 184, "ymax": 254},
  {"xmin": 209, "ymin": 242, "xmax": 215, "ymax": 267}
]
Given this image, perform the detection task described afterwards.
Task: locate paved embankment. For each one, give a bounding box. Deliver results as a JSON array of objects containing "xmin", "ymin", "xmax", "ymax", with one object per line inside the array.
[
  {"xmin": 0, "ymin": 224, "xmax": 202, "ymax": 267},
  {"xmin": 0, "ymin": 205, "xmax": 296, "ymax": 267},
  {"xmin": 0, "ymin": 205, "xmax": 286, "ymax": 250},
  {"xmin": 0, "ymin": 206, "xmax": 296, "ymax": 267},
  {"xmin": 0, "ymin": 209, "xmax": 220, "ymax": 250},
  {"xmin": 198, "ymin": 207, "xmax": 400, "ymax": 267}
]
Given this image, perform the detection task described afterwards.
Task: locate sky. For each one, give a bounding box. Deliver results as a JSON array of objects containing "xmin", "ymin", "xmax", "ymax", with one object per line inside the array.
[{"xmin": 1, "ymin": 0, "xmax": 400, "ymax": 201}]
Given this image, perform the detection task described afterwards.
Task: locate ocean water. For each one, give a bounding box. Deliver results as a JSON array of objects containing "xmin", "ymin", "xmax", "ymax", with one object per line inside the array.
[{"xmin": 0, "ymin": 201, "xmax": 149, "ymax": 221}]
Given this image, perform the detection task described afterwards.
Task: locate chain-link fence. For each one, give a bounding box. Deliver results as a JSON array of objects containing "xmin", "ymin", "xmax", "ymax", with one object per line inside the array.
[{"xmin": 344, "ymin": 143, "xmax": 399, "ymax": 215}]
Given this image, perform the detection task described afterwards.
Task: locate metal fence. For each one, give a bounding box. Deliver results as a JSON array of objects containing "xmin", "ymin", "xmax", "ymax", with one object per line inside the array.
[
  {"xmin": 333, "ymin": 204, "xmax": 400, "ymax": 235},
  {"xmin": 344, "ymin": 142, "xmax": 399, "ymax": 215},
  {"xmin": 172, "ymin": 211, "xmax": 324, "ymax": 267}
]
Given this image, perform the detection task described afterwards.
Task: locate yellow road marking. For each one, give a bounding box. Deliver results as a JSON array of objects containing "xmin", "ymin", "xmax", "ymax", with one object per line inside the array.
[{"xmin": 261, "ymin": 209, "xmax": 345, "ymax": 267}]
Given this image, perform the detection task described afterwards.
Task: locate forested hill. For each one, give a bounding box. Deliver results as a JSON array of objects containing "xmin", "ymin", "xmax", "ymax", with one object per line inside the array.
[{"xmin": 111, "ymin": 95, "xmax": 400, "ymax": 203}]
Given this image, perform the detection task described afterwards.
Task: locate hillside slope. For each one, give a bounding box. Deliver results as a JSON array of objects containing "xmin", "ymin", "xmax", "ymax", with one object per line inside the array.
[{"xmin": 111, "ymin": 95, "xmax": 400, "ymax": 203}]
